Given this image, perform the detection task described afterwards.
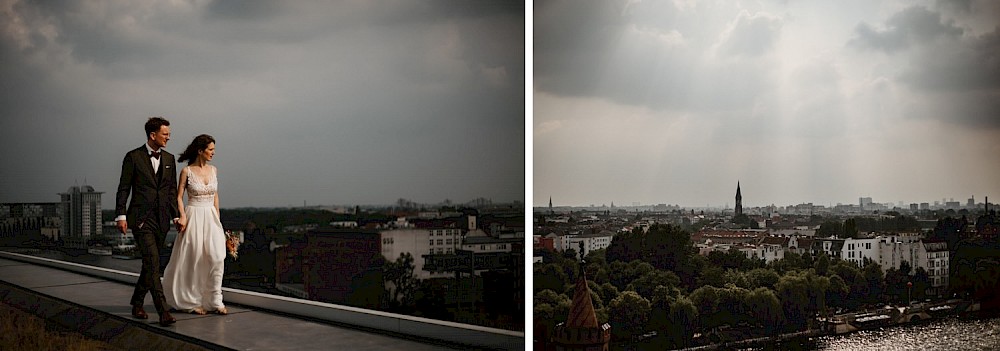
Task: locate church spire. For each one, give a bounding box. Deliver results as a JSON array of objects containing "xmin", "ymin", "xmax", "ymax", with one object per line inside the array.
[{"xmin": 735, "ymin": 181, "xmax": 743, "ymax": 216}]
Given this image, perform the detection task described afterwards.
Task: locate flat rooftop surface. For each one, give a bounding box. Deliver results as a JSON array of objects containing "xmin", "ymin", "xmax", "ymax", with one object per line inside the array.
[{"xmin": 0, "ymin": 256, "xmax": 477, "ymax": 350}]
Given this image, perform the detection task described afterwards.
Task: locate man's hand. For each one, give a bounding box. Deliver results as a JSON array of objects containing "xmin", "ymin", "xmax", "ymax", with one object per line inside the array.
[
  {"xmin": 175, "ymin": 218, "xmax": 186, "ymax": 233},
  {"xmin": 117, "ymin": 220, "xmax": 128, "ymax": 234}
]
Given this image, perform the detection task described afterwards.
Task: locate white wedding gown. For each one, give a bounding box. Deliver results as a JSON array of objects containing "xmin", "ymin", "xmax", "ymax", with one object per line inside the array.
[{"xmin": 163, "ymin": 165, "xmax": 226, "ymax": 312}]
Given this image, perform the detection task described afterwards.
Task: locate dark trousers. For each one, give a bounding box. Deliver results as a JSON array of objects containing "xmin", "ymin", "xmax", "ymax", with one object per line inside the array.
[{"xmin": 131, "ymin": 221, "xmax": 169, "ymax": 314}]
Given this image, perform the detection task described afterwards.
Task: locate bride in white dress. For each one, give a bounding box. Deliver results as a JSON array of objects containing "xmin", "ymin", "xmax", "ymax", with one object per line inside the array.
[{"xmin": 163, "ymin": 134, "xmax": 227, "ymax": 315}]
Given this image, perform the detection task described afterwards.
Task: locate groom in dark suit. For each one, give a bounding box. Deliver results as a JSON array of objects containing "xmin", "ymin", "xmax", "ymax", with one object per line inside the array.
[{"xmin": 115, "ymin": 116, "xmax": 179, "ymax": 326}]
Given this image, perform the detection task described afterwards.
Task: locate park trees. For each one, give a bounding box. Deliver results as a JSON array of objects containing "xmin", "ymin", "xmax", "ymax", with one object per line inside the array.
[
  {"xmin": 747, "ymin": 287, "xmax": 783, "ymax": 333},
  {"xmin": 534, "ymin": 289, "xmax": 571, "ymax": 330},
  {"xmin": 534, "ymin": 263, "xmax": 569, "ymax": 295},
  {"xmin": 609, "ymin": 291, "xmax": 652, "ymax": 340}
]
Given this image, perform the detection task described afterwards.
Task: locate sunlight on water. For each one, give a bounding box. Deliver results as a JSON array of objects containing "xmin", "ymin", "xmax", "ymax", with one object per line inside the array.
[{"xmin": 815, "ymin": 318, "xmax": 1000, "ymax": 351}]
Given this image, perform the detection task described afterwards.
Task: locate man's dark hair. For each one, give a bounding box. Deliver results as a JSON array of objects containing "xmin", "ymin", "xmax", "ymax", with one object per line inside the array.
[{"xmin": 144, "ymin": 117, "xmax": 170, "ymax": 138}]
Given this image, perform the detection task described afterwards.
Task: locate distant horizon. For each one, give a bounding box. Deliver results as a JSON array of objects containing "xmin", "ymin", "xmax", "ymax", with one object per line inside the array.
[
  {"xmin": 1, "ymin": 188, "xmax": 524, "ymax": 211},
  {"xmin": 534, "ymin": 195, "xmax": 994, "ymax": 210}
]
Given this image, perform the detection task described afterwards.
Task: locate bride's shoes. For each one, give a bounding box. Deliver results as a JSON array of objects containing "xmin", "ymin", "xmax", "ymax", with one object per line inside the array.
[{"xmin": 170, "ymin": 306, "xmax": 225, "ymax": 315}]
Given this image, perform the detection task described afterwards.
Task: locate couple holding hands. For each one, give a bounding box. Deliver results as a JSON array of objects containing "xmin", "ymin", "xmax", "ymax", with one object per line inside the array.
[{"xmin": 115, "ymin": 117, "xmax": 228, "ymax": 326}]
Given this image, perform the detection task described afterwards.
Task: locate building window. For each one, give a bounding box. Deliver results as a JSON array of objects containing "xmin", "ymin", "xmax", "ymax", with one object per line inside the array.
[
  {"xmin": 437, "ymin": 239, "xmax": 443, "ymax": 245},
  {"xmin": 429, "ymin": 240, "xmax": 434, "ymax": 246}
]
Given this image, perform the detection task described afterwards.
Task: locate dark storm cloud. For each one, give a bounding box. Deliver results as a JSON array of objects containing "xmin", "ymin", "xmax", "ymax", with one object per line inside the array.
[
  {"xmin": 898, "ymin": 27, "xmax": 1000, "ymax": 93},
  {"xmin": 533, "ymin": 0, "xmax": 629, "ymax": 97},
  {"xmin": 936, "ymin": 0, "xmax": 973, "ymax": 13},
  {"xmin": 850, "ymin": 5, "xmax": 1000, "ymax": 129},
  {"xmin": 201, "ymin": 0, "xmax": 522, "ymax": 35},
  {"xmin": 204, "ymin": 0, "xmax": 282, "ymax": 20},
  {"xmin": 0, "ymin": 1, "xmax": 524, "ymax": 208},
  {"xmin": 849, "ymin": 6, "xmax": 963, "ymax": 53},
  {"xmin": 534, "ymin": 0, "xmax": 777, "ymax": 112}
]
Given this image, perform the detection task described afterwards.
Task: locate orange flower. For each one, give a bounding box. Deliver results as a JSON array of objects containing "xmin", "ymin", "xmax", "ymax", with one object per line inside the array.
[{"xmin": 224, "ymin": 231, "xmax": 241, "ymax": 259}]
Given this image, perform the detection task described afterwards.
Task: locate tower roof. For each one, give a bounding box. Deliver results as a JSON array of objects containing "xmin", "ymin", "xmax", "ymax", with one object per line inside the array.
[{"xmin": 565, "ymin": 269, "xmax": 598, "ymax": 329}]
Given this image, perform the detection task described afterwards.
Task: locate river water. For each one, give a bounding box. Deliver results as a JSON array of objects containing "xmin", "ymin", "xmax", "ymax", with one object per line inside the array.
[{"xmin": 754, "ymin": 317, "xmax": 1000, "ymax": 350}]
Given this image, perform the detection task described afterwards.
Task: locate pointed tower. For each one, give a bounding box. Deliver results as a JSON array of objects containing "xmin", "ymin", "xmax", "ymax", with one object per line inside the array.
[
  {"xmin": 735, "ymin": 181, "xmax": 743, "ymax": 216},
  {"xmin": 550, "ymin": 268, "xmax": 611, "ymax": 351},
  {"xmin": 549, "ymin": 196, "xmax": 554, "ymax": 215}
]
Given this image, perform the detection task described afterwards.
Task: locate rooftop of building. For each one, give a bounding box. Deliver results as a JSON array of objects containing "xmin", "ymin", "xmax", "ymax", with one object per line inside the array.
[{"xmin": 0, "ymin": 250, "xmax": 522, "ymax": 350}]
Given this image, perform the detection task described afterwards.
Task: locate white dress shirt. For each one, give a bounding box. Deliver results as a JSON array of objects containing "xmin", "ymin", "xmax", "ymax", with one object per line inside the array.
[{"xmin": 146, "ymin": 143, "xmax": 161, "ymax": 174}]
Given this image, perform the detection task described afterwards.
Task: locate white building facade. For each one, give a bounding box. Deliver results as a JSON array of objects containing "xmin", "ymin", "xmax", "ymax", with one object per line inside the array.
[
  {"xmin": 561, "ymin": 231, "xmax": 614, "ymax": 260},
  {"xmin": 919, "ymin": 241, "xmax": 950, "ymax": 293},
  {"xmin": 841, "ymin": 234, "xmax": 949, "ymax": 295},
  {"xmin": 380, "ymin": 228, "xmax": 457, "ymax": 280}
]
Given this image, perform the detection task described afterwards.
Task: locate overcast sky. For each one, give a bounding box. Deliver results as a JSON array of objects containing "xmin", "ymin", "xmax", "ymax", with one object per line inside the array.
[
  {"xmin": 534, "ymin": 0, "xmax": 1000, "ymax": 208},
  {"xmin": 1, "ymin": 0, "xmax": 524, "ymax": 209}
]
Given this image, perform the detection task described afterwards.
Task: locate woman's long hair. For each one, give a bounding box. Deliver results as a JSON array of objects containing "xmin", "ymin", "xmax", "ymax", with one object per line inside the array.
[{"xmin": 178, "ymin": 134, "xmax": 216, "ymax": 164}]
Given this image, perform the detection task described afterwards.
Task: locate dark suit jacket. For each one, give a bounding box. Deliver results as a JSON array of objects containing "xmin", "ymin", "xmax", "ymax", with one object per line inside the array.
[{"xmin": 115, "ymin": 145, "xmax": 180, "ymax": 232}]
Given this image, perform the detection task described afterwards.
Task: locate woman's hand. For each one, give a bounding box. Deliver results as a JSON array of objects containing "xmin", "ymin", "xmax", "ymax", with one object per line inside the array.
[{"xmin": 177, "ymin": 217, "xmax": 188, "ymax": 234}]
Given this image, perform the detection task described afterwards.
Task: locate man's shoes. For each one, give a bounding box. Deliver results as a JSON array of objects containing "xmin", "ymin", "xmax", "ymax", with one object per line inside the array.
[
  {"xmin": 131, "ymin": 305, "xmax": 148, "ymax": 320},
  {"xmin": 159, "ymin": 311, "xmax": 177, "ymax": 327}
]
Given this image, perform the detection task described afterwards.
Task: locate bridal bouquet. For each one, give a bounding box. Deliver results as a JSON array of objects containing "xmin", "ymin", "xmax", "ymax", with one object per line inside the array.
[{"xmin": 225, "ymin": 230, "xmax": 241, "ymax": 259}]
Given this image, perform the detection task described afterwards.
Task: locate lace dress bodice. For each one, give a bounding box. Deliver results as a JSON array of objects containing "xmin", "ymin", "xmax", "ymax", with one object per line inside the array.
[{"xmin": 185, "ymin": 166, "xmax": 217, "ymax": 207}]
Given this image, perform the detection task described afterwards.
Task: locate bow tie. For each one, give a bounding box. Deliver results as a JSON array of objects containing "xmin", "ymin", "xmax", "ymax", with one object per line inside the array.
[{"xmin": 150, "ymin": 151, "xmax": 161, "ymax": 160}]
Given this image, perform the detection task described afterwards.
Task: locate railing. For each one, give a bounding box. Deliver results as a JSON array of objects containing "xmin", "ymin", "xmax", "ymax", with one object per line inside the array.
[{"xmin": 0, "ymin": 251, "xmax": 524, "ymax": 350}]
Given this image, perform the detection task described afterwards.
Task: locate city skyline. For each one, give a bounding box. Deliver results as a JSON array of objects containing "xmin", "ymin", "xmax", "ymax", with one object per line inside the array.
[
  {"xmin": 534, "ymin": 0, "xmax": 1000, "ymax": 209},
  {"xmin": 0, "ymin": 1, "xmax": 525, "ymax": 210},
  {"xmin": 538, "ymin": 190, "xmax": 995, "ymax": 210}
]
